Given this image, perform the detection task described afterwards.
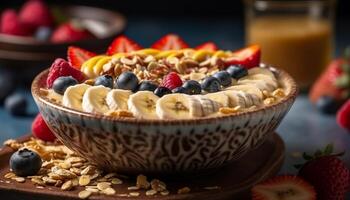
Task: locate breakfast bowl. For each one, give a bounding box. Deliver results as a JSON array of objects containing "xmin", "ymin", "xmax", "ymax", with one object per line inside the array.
[{"xmin": 31, "ymin": 63, "xmax": 298, "ymax": 175}]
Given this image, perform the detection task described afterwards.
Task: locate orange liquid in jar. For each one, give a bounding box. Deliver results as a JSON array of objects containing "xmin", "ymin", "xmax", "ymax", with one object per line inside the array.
[{"xmin": 247, "ymin": 16, "xmax": 333, "ymax": 89}]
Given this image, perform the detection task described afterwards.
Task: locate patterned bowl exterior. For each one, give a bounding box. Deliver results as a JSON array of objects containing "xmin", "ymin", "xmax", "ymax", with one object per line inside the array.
[{"xmin": 32, "ymin": 65, "xmax": 298, "ymax": 174}]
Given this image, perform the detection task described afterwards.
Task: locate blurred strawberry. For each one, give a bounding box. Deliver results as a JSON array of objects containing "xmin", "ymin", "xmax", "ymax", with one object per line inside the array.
[
  {"xmin": 51, "ymin": 22, "xmax": 94, "ymax": 43},
  {"xmin": 67, "ymin": 46, "xmax": 96, "ymax": 69},
  {"xmin": 195, "ymin": 42, "xmax": 218, "ymax": 51},
  {"xmin": 32, "ymin": 114, "xmax": 56, "ymax": 142},
  {"xmin": 225, "ymin": 44, "xmax": 261, "ymax": 69},
  {"xmin": 106, "ymin": 35, "xmax": 142, "ymax": 55},
  {"xmin": 19, "ymin": 0, "xmax": 53, "ymax": 29},
  {"xmin": 0, "ymin": 9, "xmax": 32, "ymax": 36},
  {"xmin": 337, "ymin": 100, "xmax": 350, "ymax": 131},
  {"xmin": 151, "ymin": 34, "xmax": 189, "ymax": 50}
]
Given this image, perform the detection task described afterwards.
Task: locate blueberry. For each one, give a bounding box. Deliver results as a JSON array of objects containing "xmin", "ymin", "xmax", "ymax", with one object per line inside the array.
[
  {"xmin": 226, "ymin": 65, "xmax": 248, "ymax": 79},
  {"xmin": 172, "ymin": 87, "xmax": 190, "ymax": 94},
  {"xmin": 138, "ymin": 81, "xmax": 158, "ymax": 92},
  {"xmin": 4, "ymin": 93, "xmax": 27, "ymax": 116},
  {"xmin": 115, "ymin": 72, "xmax": 139, "ymax": 92},
  {"xmin": 201, "ymin": 76, "xmax": 221, "ymax": 93},
  {"xmin": 10, "ymin": 148, "xmax": 42, "ymax": 177},
  {"xmin": 213, "ymin": 71, "xmax": 232, "ymax": 87},
  {"xmin": 35, "ymin": 26, "xmax": 52, "ymax": 41},
  {"xmin": 94, "ymin": 75, "xmax": 113, "ymax": 88},
  {"xmin": 183, "ymin": 80, "xmax": 201, "ymax": 95},
  {"xmin": 52, "ymin": 76, "xmax": 78, "ymax": 95},
  {"xmin": 316, "ymin": 96, "xmax": 341, "ymax": 115},
  {"xmin": 154, "ymin": 86, "xmax": 172, "ymax": 97}
]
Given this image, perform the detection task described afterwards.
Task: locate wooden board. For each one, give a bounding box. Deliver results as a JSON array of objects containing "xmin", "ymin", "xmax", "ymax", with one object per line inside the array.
[{"xmin": 0, "ymin": 133, "xmax": 284, "ymax": 200}]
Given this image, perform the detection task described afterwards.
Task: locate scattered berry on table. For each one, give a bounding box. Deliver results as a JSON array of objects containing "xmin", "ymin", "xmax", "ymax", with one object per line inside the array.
[
  {"xmin": 226, "ymin": 65, "xmax": 248, "ymax": 79},
  {"xmin": 172, "ymin": 87, "xmax": 190, "ymax": 94},
  {"xmin": 4, "ymin": 93, "xmax": 27, "ymax": 116},
  {"xmin": 52, "ymin": 76, "xmax": 78, "ymax": 95},
  {"xmin": 94, "ymin": 75, "xmax": 113, "ymax": 89},
  {"xmin": 32, "ymin": 114, "xmax": 56, "ymax": 142},
  {"xmin": 213, "ymin": 71, "xmax": 232, "ymax": 87},
  {"xmin": 337, "ymin": 100, "xmax": 350, "ymax": 130},
  {"xmin": 315, "ymin": 95, "xmax": 342, "ymax": 115},
  {"xmin": 183, "ymin": 80, "xmax": 202, "ymax": 95},
  {"xmin": 115, "ymin": 71, "xmax": 139, "ymax": 92},
  {"xmin": 162, "ymin": 72, "xmax": 183, "ymax": 90},
  {"xmin": 19, "ymin": 0, "xmax": 53, "ymax": 28},
  {"xmin": 0, "ymin": 9, "xmax": 32, "ymax": 36},
  {"xmin": 10, "ymin": 148, "xmax": 42, "ymax": 177},
  {"xmin": 154, "ymin": 86, "xmax": 172, "ymax": 97},
  {"xmin": 35, "ymin": 26, "xmax": 52, "ymax": 41},
  {"xmin": 201, "ymin": 76, "xmax": 221, "ymax": 93},
  {"xmin": 138, "ymin": 81, "xmax": 158, "ymax": 92}
]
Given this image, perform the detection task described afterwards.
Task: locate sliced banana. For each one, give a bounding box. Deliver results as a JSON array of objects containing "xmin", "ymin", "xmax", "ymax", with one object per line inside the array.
[
  {"xmin": 238, "ymin": 79, "xmax": 276, "ymax": 92},
  {"xmin": 205, "ymin": 92, "xmax": 230, "ymax": 107},
  {"xmin": 128, "ymin": 91, "xmax": 159, "ymax": 119},
  {"xmin": 62, "ymin": 84, "xmax": 91, "ymax": 111},
  {"xmin": 226, "ymin": 85, "xmax": 263, "ymax": 99},
  {"xmin": 224, "ymin": 90, "xmax": 246, "ymax": 108},
  {"xmin": 248, "ymin": 67, "xmax": 276, "ymax": 80},
  {"xmin": 156, "ymin": 93, "xmax": 192, "ymax": 119},
  {"xmin": 82, "ymin": 85, "xmax": 110, "ymax": 114},
  {"xmin": 81, "ymin": 55, "xmax": 105, "ymax": 78},
  {"xmin": 106, "ymin": 89, "xmax": 132, "ymax": 111},
  {"xmin": 193, "ymin": 96, "xmax": 221, "ymax": 116}
]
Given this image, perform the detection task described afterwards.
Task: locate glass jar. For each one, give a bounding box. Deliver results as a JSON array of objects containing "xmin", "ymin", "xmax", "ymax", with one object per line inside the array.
[{"xmin": 244, "ymin": 0, "xmax": 336, "ymax": 89}]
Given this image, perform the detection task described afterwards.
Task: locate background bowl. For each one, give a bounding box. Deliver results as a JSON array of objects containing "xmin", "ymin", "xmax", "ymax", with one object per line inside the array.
[
  {"xmin": 32, "ymin": 65, "xmax": 298, "ymax": 175},
  {"xmin": 0, "ymin": 5, "xmax": 126, "ymax": 83}
]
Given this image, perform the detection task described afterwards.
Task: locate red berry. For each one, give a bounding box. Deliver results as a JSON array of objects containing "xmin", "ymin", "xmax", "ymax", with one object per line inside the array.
[
  {"xmin": 106, "ymin": 35, "xmax": 142, "ymax": 55},
  {"xmin": 67, "ymin": 46, "xmax": 96, "ymax": 69},
  {"xmin": 46, "ymin": 58, "xmax": 86, "ymax": 88},
  {"xmin": 151, "ymin": 34, "xmax": 189, "ymax": 50},
  {"xmin": 225, "ymin": 45, "xmax": 261, "ymax": 69},
  {"xmin": 337, "ymin": 100, "xmax": 350, "ymax": 130},
  {"xmin": 19, "ymin": 0, "xmax": 53, "ymax": 29},
  {"xmin": 31, "ymin": 114, "xmax": 56, "ymax": 142},
  {"xmin": 162, "ymin": 72, "xmax": 183, "ymax": 90},
  {"xmin": 195, "ymin": 42, "xmax": 218, "ymax": 51},
  {"xmin": 51, "ymin": 22, "xmax": 94, "ymax": 43},
  {"xmin": 0, "ymin": 9, "xmax": 32, "ymax": 36}
]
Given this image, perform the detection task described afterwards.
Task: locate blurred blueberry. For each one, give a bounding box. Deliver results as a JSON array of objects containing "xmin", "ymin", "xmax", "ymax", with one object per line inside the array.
[
  {"xmin": 35, "ymin": 26, "xmax": 52, "ymax": 41},
  {"xmin": 5, "ymin": 93, "xmax": 27, "ymax": 116}
]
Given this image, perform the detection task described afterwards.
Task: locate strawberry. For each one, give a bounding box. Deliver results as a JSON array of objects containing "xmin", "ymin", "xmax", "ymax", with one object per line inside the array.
[
  {"xmin": 0, "ymin": 9, "xmax": 32, "ymax": 36},
  {"xmin": 337, "ymin": 100, "xmax": 350, "ymax": 130},
  {"xmin": 46, "ymin": 58, "xmax": 85, "ymax": 88},
  {"xmin": 51, "ymin": 22, "xmax": 94, "ymax": 43},
  {"xmin": 19, "ymin": 0, "xmax": 53, "ymax": 29},
  {"xmin": 106, "ymin": 35, "xmax": 142, "ymax": 55},
  {"xmin": 225, "ymin": 44, "xmax": 261, "ymax": 69},
  {"xmin": 252, "ymin": 175, "xmax": 316, "ymax": 200},
  {"xmin": 67, "ymin": 46, "xmax": 96, "ymax": 69},
  {"xmin": 195, "ymin": 42, "xmax": 218, "ymax": 51},
  {"xmin": 151, "ymin": 34, "xmax": 189, "ymax": 50},
  {"xmin": 162, "ymin": 72, "xmax": 183, "ymax": 90},
  {"xmin": 297, "ymin": 145, "xmax": 350, "ymax": 200},
  {"xmin": 31, "ymin": 114, "xmax": 56, "ymax": 142}
]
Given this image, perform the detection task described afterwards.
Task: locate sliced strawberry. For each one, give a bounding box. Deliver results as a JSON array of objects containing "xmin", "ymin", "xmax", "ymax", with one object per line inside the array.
[
  {"xmin": 195, "ymin": 42, "xmax": 218, "ymax": 51},
  {"xmin": 67, "ymin": 46, "xmax": 96, "ymax": 69},
  {"xmin": 225, "ymin": 45, "xmax": 261, "ymax": 69},
  {"xmin": 106, "ymin": 35, "xmax": 142, "ymax": 55},
  {"xmin": 252, "ymin": 175, "xmax": 316, "ymax": 200},
  {"xmin": 151, "ymin": 34, "xmax": 189, "ymax": 50}
]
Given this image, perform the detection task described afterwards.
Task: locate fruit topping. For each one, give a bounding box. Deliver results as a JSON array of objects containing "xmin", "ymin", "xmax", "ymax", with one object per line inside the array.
[
  {"xmin": 19, "ymin": 0, "xmax": 53, "ymax": 28},
  {"xmin": 4, "ymin": 93, "xmax": 28, "ymax": 116},
  {"xmin": 151, "ymin": 34, "xmax": 189, "ymax": 50},
  {"xmin": 212, "ymin": 71, "xmax": 232, "ymax": 87},
  {"xmin": 201, "ymin": 76, "xmax": 221, "ymax": 93},
  {"xmin": 226, "ymin": 65, "xmax": 248, "ymax": 79},
  {"xmin": 67, "ymin": 46, "xmax": 97, "ymax": 69},
  {"xmin": 53, "ymin": 76, "xmax": 78, "ymax": 95},
  {"xmin": 195, "ymin": 42, "xmax": 218, "ymax": 51},
  {"xmin": 51, "ymin": 22, "xmax": 93, "ymax": 43},
  {"xmin": 315, "ymin": 95, "xmax": 341, "ymax": 115},
  {"xmin": 115, "ymin": 71, "xmax": 139, "ymax": 92},
  {"xmin": 252, "ymin": 175, "xmax": 316, "ymax": 200},
  {"xmin": 0, "ymin": 9, "xmax": 32, "ymax": 36},
  {"xmin": 10, "ymin": 148, "xmax": 42, "ymax": 177},
  {"xmin": 35, "ymin": 26, "xmax": 52, "ymax": 41},
  {"xmin": 162, "ymin": 72, "xmax": 183, "ymax": 90},
  {"xmin": 128, "ymin": 91, "xmax": 159, "ymax": 119},
  {"xmin": 182, "ymin": 80, "xmax": 202, "ymax": 95},
  {"xmin": 337, "ymin": 100, "xmax": 350, "ymax": 130},
  {"xmin": 106, "ymin": 35, "xmax": 142, "ymax": 55},
  {"xmin": 225, "ymin": 45, "xmax": 261, "ymax": 69},
  {"xmin": 138, "ymin": 81, "xmax": 158, "ymax": 92},
  {"xmin": 94, "ymin": 75, "xmax": 113, "ymax": 89},
  {"xmin": 154, "ymin": 86, "xmax": 172, "ymax": 97},
  {"xmin": 172, "ymin": 87, "xmax": 190, "ymax": 94},
  {"xmin": 47, "ymin": 58, "xmax": 86, "ymax": 88},
  {"xmin": 32, "ymin": 114, "xmax": 56, "ymax": 141}
]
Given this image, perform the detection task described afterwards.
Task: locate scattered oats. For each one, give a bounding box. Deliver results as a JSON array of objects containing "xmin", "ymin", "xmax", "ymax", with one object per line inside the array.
[
  {"xmin": 54, "ymin": 168, "xmax": 77, "ymax": 179},
  {"xmin": 102, "ymin": 187, "xmax": 116, "ymax": 195},
  {"xmin": 5, "ymin": 181, "xmax": 10, "ymax": 184},
  {"xmin": 146, "ymin": 189, "xmax": 157, "ymax": 196},
  {"xmin": 42, "ymin": 176, "xmax": 57, "ymax": 185},
  {"xmin": 151, "ymin": 179, "xmax": 167, "ymax": 192},
  {"xmin": 31, "ymin": 178, "xmax": 45, "ymax": 186},
  {"xmin": 160, "ymin": 190, "xmax": 170, "ymax": 196},
  {"xmin": 203, "ymin": 186, "xmax": 221, "ymax": 190},
  {"xmin": 54, "ymin": 180, "xmax": 63, "ymax": 187},
  {"xmin": 127, "ymin": 186, "xmax": 140, "ymax": 191},
  {"xmin": 4, "ymin": 172, "xmax": 16, "ymax": 179},
  {"xmin": 136, "ymin": 174, "xmax": 150, "ymax": 189},
  {"xmin": 58, "ymin": 162, "xmax": 71, "ymax": 169},
  {"xmin": 36, "ymin": 186, "xmax": 44, "ymax": 189},
  {"xmin": 71, "ymin": 178, "xmax": 79, "ymax": 186},
  {"xmin": 78, "ymin": 190, "xmax": 92, "ymax": 199},
  {"xmin": 81, "ymin": 166, "xmax": 95, "ymax": 176},
  {"xmin": 97, "ymin": 182, "xmax": 111, "ymax": 191},
  {"xmin": 13, "ymin": 177, "xmax": 25, "ymax": 183},
  {"xmin": 70, "ymin": 167, "xmax": 82, "ymax": 175},
  {"xmin": 61, "ymin": 180, "xmax": 73, "ymax": 191},
  {"xmin": 79, "ymin": 175, "xmax": 91, "ymax": 186},
  {"xmin": 117, "ymin": 194, "xmax": 128, "ymax": 197},
  {"xmin": 129, "ymin": 192, "xmax": 140, "ymax": 197},
  {"xmin": 178, "ymin": 187, "xmax": 191, "ymax": 194},
  {"xmin": 72, "ymin": 162, "xmax": 84, "ymax": 168},
  {"xmin": 111, "ymin": 178, "xmax": 123, "ymax": 185},
  {"xmin": 85, "ymin": 187, "xmax": 99, "ymax": 193},
  {"xmin": 85, "ymin": 186, "xmax": 98, "ymax": 189}
]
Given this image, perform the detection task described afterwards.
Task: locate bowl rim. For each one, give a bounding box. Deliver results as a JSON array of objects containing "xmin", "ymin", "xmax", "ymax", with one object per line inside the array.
[{"xmin": 31, "ymin": 64, "xmax": 298, "ymax": 125}]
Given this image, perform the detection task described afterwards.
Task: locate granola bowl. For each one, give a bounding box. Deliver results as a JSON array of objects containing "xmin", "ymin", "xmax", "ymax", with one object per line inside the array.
[{"xmin": 32, "ymin": 64, "xmax": 298, "ymax": 174}]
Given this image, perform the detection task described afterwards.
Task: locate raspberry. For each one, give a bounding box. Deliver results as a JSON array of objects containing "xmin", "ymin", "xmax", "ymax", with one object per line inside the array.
[
  {"xmin": 31, "ymin": 114, "xmax": 56, "ymax": 142},
  {"xmin": 337, "ymin": 100, "xmax": 350, "ymax": 130},
  {"xmin": 162, "ymin": 72, "xmax": 183, "ymax": 90},
  {"xmin": 19, "ymin": 0, "xmax": 53, "ymax": 29},
  {"xmin": 0, "ymin": 9, "xmax": 32, "ymax": 36},
  {"xmin": 46, "ymin": 58, "xmax": 86, "ymax": 88}
]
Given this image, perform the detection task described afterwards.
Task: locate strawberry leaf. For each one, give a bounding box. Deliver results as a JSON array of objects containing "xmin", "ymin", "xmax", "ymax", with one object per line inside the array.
[
  {"xmin": 323, "ymin": 144, "xmax": 334, "ymax": 155},
  {"xmin": 302, "ymin": 152, "xmax": 313, "ymax": 161}
]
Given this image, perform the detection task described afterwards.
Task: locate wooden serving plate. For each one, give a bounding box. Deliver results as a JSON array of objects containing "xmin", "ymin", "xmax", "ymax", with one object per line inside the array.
[{"xmin": 0, "ymin": 133, "xmax": 284, "ymax": 200}]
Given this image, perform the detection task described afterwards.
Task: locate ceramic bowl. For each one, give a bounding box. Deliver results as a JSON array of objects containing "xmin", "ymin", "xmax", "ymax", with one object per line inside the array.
[{"xmin": 31, "ymin": 65, "xmax": 298, "ymax": 174}]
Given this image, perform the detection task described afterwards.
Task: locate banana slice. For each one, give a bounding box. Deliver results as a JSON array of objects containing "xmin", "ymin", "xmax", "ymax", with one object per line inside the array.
[
  {"xmin": 93, "ymin": 56, "xmax": 112, "ymax": 76},
  {"xmin": 81, "ymin": 55, "xmax": 105, "ymax": 78},
  {"xmin": 226, "ymin": 85, "xmax": 263, "ymax": 99},
  {"xmin": 237, "ymin": 79, "xmax": 276, "ymax": 92},
  {"xmin": 193, "ymin": 96, "xmax": 221, "ymax": 116},
  {"xmin": 205, "ymin": 92, "xmax": 230, "ymax": 107},
  {"xmin": 106, "ymin": 89, "xmax": 132, "ymax": 111},
  {"xmin": 224, "ymin": 90, "xmax": 246, "ymax": 108},
  {"xmin": 82, "ymin": 86, "xmax": 111, "ymax": 114},
  {"xmin": 128, "ymin": 91, "xmax": 159, "ymax": 119},
  {"xmin": 156, "ymin": 93, "xmax": 192, "ymax": 119},
  {"xmin": 63, "ymin": 84, "xmax": 91, "ymax": 111},
  {"xmin": 248, "ymin": 67, "xmax": 276, "ymax": 80}
]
